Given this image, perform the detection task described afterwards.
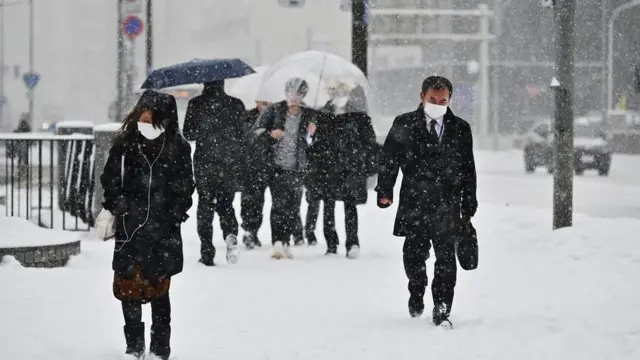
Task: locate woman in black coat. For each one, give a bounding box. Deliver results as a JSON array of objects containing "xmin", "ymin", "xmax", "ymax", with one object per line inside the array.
[
  {"xmin": 101, "ymin": 90, "xmax": 195, "ymax": 360},
  {"xmin": 306, "ymin": 85, "xmax": 379, "ymax": 258}
]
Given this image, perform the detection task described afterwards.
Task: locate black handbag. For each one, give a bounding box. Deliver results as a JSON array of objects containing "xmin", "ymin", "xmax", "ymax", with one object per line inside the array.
[{"xmin": 456, "ymin": 220, "xmax": 479, "ymax": 271}]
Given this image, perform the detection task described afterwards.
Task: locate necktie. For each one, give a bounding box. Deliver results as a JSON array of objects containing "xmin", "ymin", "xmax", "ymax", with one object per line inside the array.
[{"xmin": 429, "ymin": 119, "xmax": 439, "ymax": 145}]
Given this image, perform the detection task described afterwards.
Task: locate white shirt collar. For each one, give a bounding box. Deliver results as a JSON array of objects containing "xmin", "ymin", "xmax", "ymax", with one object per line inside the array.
[{"xmin": 425, "ymin": 116, "xmax": 444, "ymax": 126}]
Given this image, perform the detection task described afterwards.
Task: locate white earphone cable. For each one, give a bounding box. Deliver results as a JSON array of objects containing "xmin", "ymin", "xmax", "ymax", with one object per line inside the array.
[{"xmin": 115, "ymin": 136, "xmax": 166, "ymax": 252}]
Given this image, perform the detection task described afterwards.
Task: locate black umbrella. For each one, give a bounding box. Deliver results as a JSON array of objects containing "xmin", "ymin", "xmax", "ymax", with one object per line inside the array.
[{"xmin": 141, "ymin": 58, "xmax": 255, "ymax": 89}]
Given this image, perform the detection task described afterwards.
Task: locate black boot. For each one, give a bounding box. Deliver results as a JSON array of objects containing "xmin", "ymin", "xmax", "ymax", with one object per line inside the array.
[
  {"xmin": 199, "ymin": 248, "xmax": 216, "ymax": 266},
  {"xmin": 150, "ymin": 323, "xmax": 171, "ymax": 360},
  {"xmin": 306, "ymin": 231, "xmax": 318, "ymax": 246},
  {"xmin": 408, "ymin": 282, "xmax": 425, "ymax": 318},
  {"xmin": 124, "ymin": 323, "xmax": 145, "ymax": 359},
  {"xmin": 408, "ymin": 295, "xmax": 424, "ymax": 318}
]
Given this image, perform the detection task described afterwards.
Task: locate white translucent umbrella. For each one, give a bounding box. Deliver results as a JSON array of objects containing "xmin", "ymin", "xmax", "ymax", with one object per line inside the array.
[
  {"xmin": 259, "ymin": 50, "xmax": 370, "ymax": 112},
  {"xmin": 226, "ymin": 65, "xmax": 270, "ymax": 108},
  {"xmin": 255, "ymin": 64, "xmax": 330, "ymax": 107}
]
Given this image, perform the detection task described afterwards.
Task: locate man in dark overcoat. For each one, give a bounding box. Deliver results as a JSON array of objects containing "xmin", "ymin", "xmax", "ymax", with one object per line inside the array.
[{"xmin": 376, "ymin": 76, "xmax": 477, "ymax": 327}]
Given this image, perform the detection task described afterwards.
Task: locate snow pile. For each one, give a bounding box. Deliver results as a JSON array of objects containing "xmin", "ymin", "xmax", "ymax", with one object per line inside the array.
[
  {"xmin": 0, "ymin": 212, "xmax": 81, "ymax": 247},
  {"xmin": 0, "ymin": 200, "xmax": 638, "ymax": 359},
  {"xmin": 0, "ymin": 255, "xmax": 23, "ymax": 268}
]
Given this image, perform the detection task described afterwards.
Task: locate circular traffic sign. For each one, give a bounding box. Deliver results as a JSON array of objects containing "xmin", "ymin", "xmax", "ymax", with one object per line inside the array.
[{"xmin": 122, "ymin": 15, "xmax": 144, "ymax": 39}]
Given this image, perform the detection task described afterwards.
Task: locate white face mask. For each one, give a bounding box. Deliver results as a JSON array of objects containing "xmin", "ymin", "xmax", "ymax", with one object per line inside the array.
[
  {"xmin": 333, "ymin": 96, "xmax": 349, "ymax": 108},
  {"xmin": 424, "ymin": 102, "xmax": 448, "ymax": 119},
  {"xmin": 138, "ymin": 122, "xmax": 165, "ymax": 140}
]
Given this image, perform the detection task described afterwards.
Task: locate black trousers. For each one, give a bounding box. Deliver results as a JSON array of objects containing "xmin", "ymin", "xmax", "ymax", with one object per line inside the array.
[
  {"xmin": 122, "ymin": 293, "xmax": 171, "ymax": 357},
  {"xmin": 270, "ymin": 169, "xmax": 303, "ymax": 245},
  {"xmin": 197, "ymin": 181, "xmax": 238, "ymax": 258},
  {"xmin": 402, "ymin": 216, "xmax": 458, "ymax": 313},
  {"xmin": 241, "ymin": 173, "xmax": 303, "ymax": 240},
  {"xmin": 306, "ymin": 199, "xmax": 360, "ymax": 250},
  {"xmin": 240, "ymin": 175, "xmax": 268, "ymax": 235}
]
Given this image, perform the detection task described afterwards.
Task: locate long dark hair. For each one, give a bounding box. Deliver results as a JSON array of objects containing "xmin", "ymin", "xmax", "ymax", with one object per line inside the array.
[{"xmin": 118, "ymin": 90, "xmax": 179, "ymax": 140}]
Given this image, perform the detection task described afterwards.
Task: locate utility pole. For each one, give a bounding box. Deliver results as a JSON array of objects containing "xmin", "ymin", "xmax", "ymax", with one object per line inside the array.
[
  {"xmin": 491, "ymin": 0, "xmax": 503, "ymax": 150},
  {"xmin": 606, "ymin": 1, "xmax": 640, "ymax": 112},
  {"xmin": 0, "ymin": 0, "xmax": 5, "ymax": 127},
  {"xmin": 116, "ymin": 0, "xmax": 124, "ymax": 122},
  {"xmin": 552, "ymin": 0, "xmax": 576, "ymax": 230},
  {"xmin": 351, "ymin": 0, "xmax": 368, "ymax": 77},
  {"xmin": 478, "ymin": 4, "xmax": 491, "ymax": 145},
  {"xmin": 145, "ymin": 0, "xmax": 152, "ymax": 75},
  {"xmin": 28, "ymin": 0, "xmax": 34, "ymax": 124}
]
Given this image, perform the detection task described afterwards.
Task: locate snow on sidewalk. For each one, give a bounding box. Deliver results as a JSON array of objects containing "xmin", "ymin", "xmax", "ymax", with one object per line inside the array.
[
  {"xmin": 0, "ymin": 201, "xmax": 639, "ymax": 359},
  {"xmin": 0, "ymin": 210, "xmax": 80, "ymax": 247}
]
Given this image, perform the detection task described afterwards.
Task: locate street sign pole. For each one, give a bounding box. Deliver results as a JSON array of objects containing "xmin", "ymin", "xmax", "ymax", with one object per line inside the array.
[
  {"xmin": 145, "ymin": 0, "xmax": 153, "ymax": 75},
  {"xmin": 28, "ymin": 0, "xmax": 34, "ymax": 125},
  {"xmin": 351, "ymin": 0, "xmax": 368, "ymax": 77},
  {"xmin": 0, "ymin": 0, "xmax": 5, "ymax": 127},
  {"xmin": 116, "ymin": 0, "xmax": 124, "ymax": 122},
  {"xmin": 552, "ymin": 0, "xmax": 576, "ymax": 230}
]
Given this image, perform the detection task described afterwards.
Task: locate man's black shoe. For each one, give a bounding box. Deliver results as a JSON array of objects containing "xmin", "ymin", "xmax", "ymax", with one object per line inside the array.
[
  {"xmin": 199, "ymin": 256, "xmax": 215, "ymax": 267},
  {"xmin": 432, "ymin": 304, "xmax": 453, "ymax": 327},
  {"xmin": 408, "ymin": 295, "xmax": 424, "ymax": 318}
]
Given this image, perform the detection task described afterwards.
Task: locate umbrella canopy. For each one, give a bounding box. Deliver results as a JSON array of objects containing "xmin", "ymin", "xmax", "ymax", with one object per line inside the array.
[
  {"xmin": 255, "ymin": 65, "xmax": 330, "ymax": 107},
  {"xmin": 226, "ymin": 65, "xmax": 270, "ymax": 108},
  {"xmin": 141, "ymin": 58, "xmax": 255, "ymax": 89},
  {"xmin": 259, "ymin": 51, "xmax": 370, "ymax": 113}
]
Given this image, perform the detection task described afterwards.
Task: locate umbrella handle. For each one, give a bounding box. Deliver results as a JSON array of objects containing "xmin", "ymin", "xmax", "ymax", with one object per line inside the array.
[{"xmin": 312, "ymin": 53, "xmax": 328, "ymax": 109}]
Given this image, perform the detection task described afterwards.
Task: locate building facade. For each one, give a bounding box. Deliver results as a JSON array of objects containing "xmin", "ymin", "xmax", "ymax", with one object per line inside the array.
[{"xmin": 368, "ymin": 0, "xmax": 640, "ymax": 133}]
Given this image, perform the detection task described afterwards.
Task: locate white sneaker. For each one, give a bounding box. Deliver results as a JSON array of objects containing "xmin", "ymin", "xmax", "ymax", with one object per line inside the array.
[
  {"xmin": 225, "ymin": 234, "xmax": 239, "ymax": 265},
  {"xmin": 346, "ymin": 245, "xmax": 360, "ymax": 259},
  {"xmin": 283, "ymin": 243, "xmax": 294, "ymax": 259},
  {"xmin": 271, "ymin": 241, "xmax": 284, "ymax": 259}
]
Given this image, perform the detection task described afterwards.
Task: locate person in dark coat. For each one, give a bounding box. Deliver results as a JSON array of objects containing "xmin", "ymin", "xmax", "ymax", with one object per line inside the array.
[
  {"xmin": 101, "ymin": 90, "xmax": 195, "ymax": 360},
  {"xmin": 183, "ymin": 80, "xmax": 245, "ymax": 266},
  {"xmin": 240, "ymin": 100, "xmax": 270, "ymax": 249},
  {"xmin": 241, "ymin": 99, "xmax": 306, "ymax": 249},
  {"xmin": 306, "ymin": 85, "xmax": 379, "ymax": 257},
  {"xmin": 8, "ymin": 113, "xmax": 32, "ymax": 178},
  {"xmin": 376, "ymin": 76, "xmax": 477, "ymax": 328},
  {"xmin": 248, "ymin": 78, "xmax": 319, "ymax": 259}
]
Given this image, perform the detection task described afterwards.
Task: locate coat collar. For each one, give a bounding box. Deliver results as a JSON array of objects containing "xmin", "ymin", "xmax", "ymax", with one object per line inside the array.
[{"xmin": 413, "ymin": 103, "xmax": 457, "ymax": 145}]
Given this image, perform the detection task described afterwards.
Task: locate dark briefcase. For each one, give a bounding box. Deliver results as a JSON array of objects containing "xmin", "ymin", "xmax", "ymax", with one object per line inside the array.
[{"xmin": 456, "ymin": 220, "xmax": 479, "ymax": 271}]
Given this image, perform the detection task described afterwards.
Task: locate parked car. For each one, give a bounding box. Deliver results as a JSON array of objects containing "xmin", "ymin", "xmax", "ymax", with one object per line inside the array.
[{"xmin": 523, "ymin": 118, "xmax": 612, "ymax": 176}]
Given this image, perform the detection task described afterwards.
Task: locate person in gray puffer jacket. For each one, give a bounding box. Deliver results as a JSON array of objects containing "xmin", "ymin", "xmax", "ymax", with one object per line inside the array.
[{"xmin": 248, "ymin": 78, "xmax": 322, "ymax": 259}]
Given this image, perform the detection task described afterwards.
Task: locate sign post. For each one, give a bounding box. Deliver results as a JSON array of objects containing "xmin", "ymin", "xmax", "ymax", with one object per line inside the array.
[
  {"xmin": 116, "ymin": 0, "xmax": 143, "ymax": 123},
  {"xmin": 123, "ymin": 0, "xmax": 142, "ymax": 13},
  {"xmin": 551, "ymin": 0, "xmax": 576, "ymax": 230}
]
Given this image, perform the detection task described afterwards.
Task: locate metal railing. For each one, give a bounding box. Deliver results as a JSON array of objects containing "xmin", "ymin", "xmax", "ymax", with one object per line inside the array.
[{"xmin": 0, "ymin": 133, "xmax": 95, "ymax": 231}]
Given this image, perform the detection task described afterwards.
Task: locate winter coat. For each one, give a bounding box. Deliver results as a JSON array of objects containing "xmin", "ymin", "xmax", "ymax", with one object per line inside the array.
[
  {"xmin": 306, "ymin": 112, "xmax": 380, "ymax": 204},
  {"xmin": 247, "ymin": 101, "xmax": 323, "ymax": 175},
  {"xmin": 183, "ymin": 88, "xmax": 246, "ymax": 191},
  {"xmin": 242, "ymin": 108, "xmax": 271, "ymax": 188},
  {"xmin": 375, "ymin": 105, "xmax": 477, "ymax": 237},
  {"xmin": 101, "ymin": 131, "xmax": 195, "ymax": 281}
]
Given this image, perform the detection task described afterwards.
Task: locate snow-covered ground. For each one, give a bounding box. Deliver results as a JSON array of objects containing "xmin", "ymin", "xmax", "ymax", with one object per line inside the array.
[{"xmin": 1, "ymin": 189, "xmax": 639, "ymax": 359}]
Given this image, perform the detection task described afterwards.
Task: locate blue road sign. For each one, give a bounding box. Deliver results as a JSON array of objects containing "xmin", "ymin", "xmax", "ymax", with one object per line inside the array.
[
  {"xmin": 122, "ymin": 15, "xmax": 144, "ymax": 39},
  {"xmin": 23, "ymin": 72, "xmax": 41, "ymax": 90}
]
